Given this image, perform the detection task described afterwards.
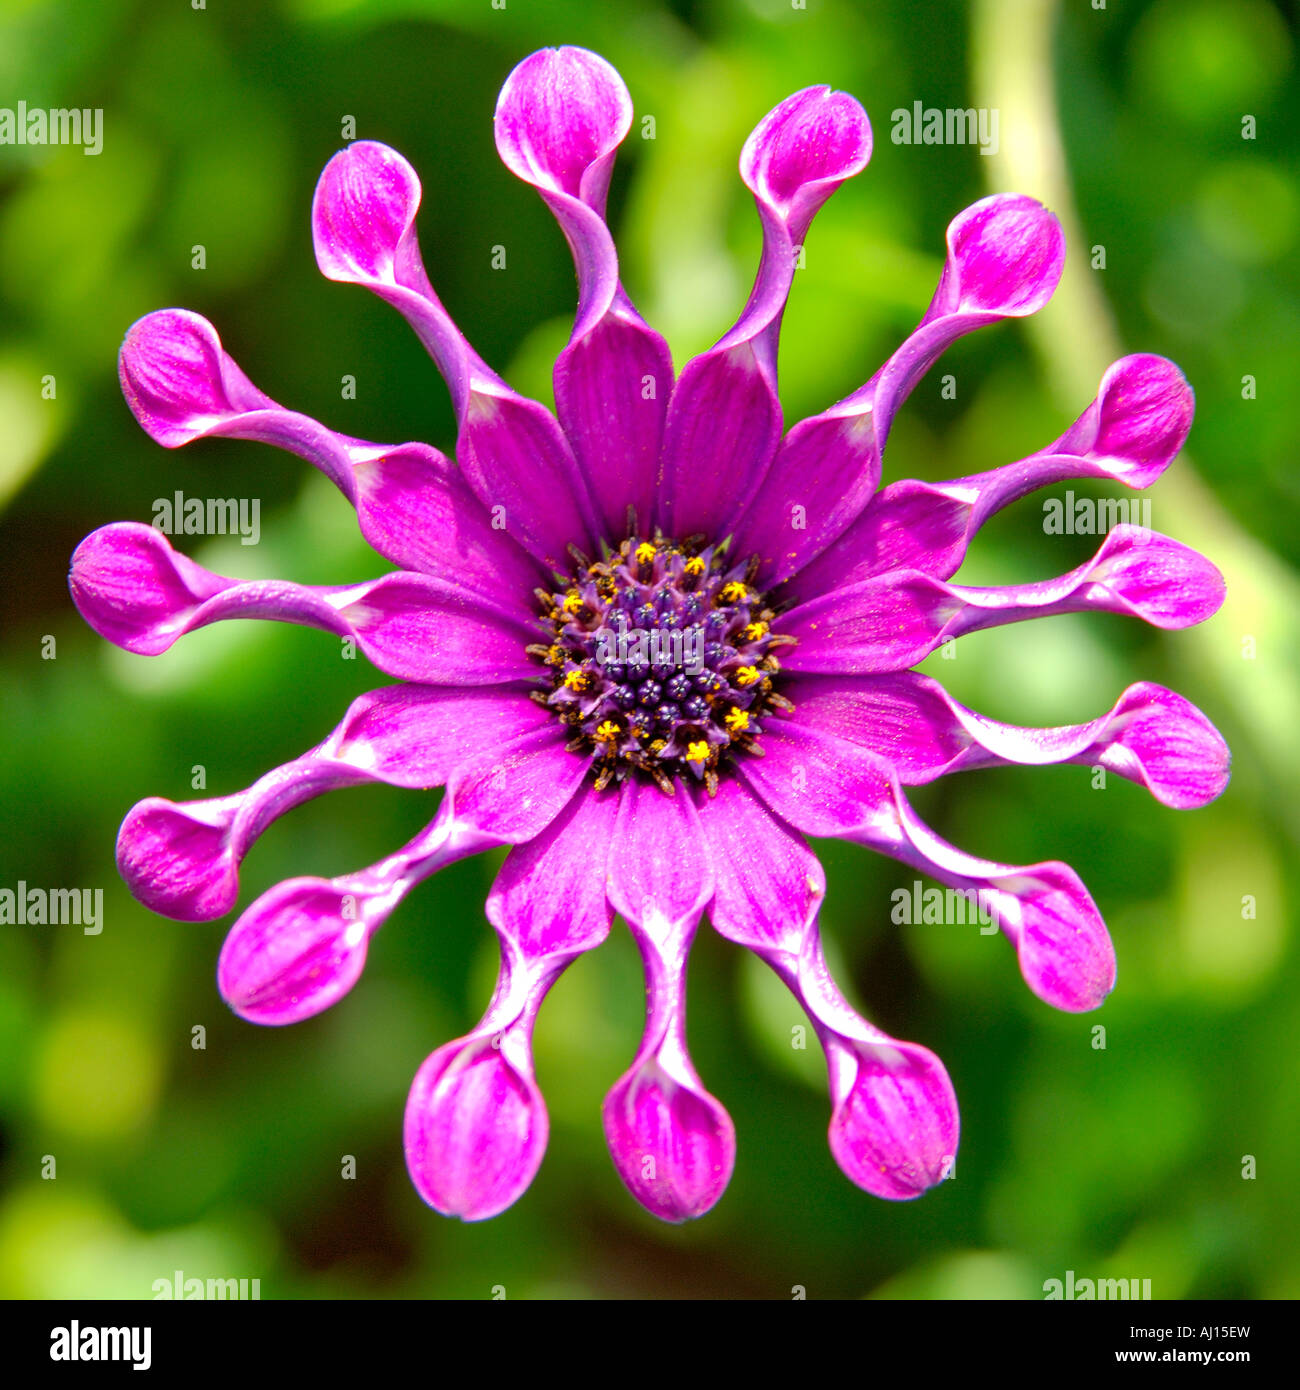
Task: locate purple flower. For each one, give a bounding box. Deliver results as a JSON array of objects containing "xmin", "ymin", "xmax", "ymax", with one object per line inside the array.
[{"xmin": 71, "ymin": 48, "xmax": 1230, "ymax": 1223}]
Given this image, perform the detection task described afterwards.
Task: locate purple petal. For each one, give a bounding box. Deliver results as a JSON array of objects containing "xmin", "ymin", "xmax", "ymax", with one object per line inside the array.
[
  {"xmin": 117, "ymin": 686, "xmax": 546, "ymax": 920},
  {"xmin": 118, "ymin": 308, "xmax": 544, "ymax": 604},
  {"xmin": 739, "ymin": 85, "xmax": 872, "ymax": 246},
  {"xmin": 741, "ymin": 723, "xmax": 1115, "ymax": 1011},
  {"xmin": 405, "ymin": 1032, "xmax": 548, "ymax": 1221},
  {"xmin": 824, "ymin": 1030, "xmax": 959, "ymax": 1200},
  {"xmin": 784, "ymin": 355, "xmax": 1195, "ymax": 597},
  {"xmin": 934, "ymin": 192, "xmax": 1066, "ymax": 317},
  {"xmin": 602, "ymin": 780, "xmax": 732, "ymax": 1221},
  {"xmin": 119, "ymin": 309, "xmax": 267, "ymax": 448},
  {"xmin": 698, "ymin": 776, "xmax": 823, "ymax": 956},
  {"xmin": 554, "ymin": 318, "xmax": 671, "ymax": 540},
  {"xmin": 778, "ymin": 673, "xmax": 1230, "ymax": 808},
  {"xmin": 779, "ymin": 526, "xmax": 1226, "ymax": 675},
  {"xmin": 776, "ymin": 478, "xmax": 972, "ymax": 600},
  {"xmin": 487, "ymin": 787, "xmax": 617, "ymax": 959},
  {"xmin": 1056, "ymin": 353, "xmax": 1196, "ymax": 489},
  {"xmin": 215, "ymin": 803, "xmax": 486, "ymax": 1026},
  {"xmin": 216, "ymin": 876, "xmax": 394, "ymax": 1025},
  {"xmin": 69, "ymin": 523, "xmax": 540, "ymax": 684},
  {"xmin": 68, "ymin": 521, "xmax": 225, "ymax": 651},
  {"xmin": 445, "ymin": 722, "xmax": 591, "ymax": 846},
  {"xmin": 350, "ymin": 444, "xmax": 545, "ymax": 607},
  {"xmin": 406, "ymin": 789, "xmax": 619, "ymax": 1220},
  {"xmin": 696, "ymin": 782, "xmax": 957, "ymax": 1199},
  {"xmin": 494, "ymin": 46, "xmax": 631, "ymax": 200},
  {"xmin": 117, "ymin": 794, "xmax": 246, "ymax": 924},
  {"xmin": 605, "ymin": 776, "xmax": 714, "ymax": 931},
  {"xmin": 217, "ymin": 725, "xmax": 587, "ymax": 1023},
  {"xmin": 657, "ymin": 342, "xmax": 784, "ymax": 540},
  {"xmin": 778, "ymin": 569, "xmax": 957, "ymax": 674},
  {"xmin": 732, "ymin": 194, "xmax": 1063, "ymax": 587},
  {"xmin": 312, "ymin": 140, "xmax": 598, "ymax": 569},
  {"xmin": 455, "ymin": 393, "xmax": 598, "ymax": 573},
  {"xmin": 1091, "ymin": 682, "xmax": 1232, "ymax": 809},
  {"xmin": 602, "ymin": 1059, "xmax": 735, "ymax": 1223},
  {"xmin": 941, "ymin": 525, "xmax": 1227, "ymax": 635},
  {"xmin": 657, "ymin": 87, "xmax": 870, "ymax": 540}
]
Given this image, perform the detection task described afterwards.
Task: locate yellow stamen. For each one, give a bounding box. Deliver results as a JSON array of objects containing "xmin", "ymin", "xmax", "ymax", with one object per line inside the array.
[
  {"xmin": 563, "ymin": 669, "xmax": 593, "ymax": 691},
  {"xmin": 595, "ymin": 719, "xmax": 621, "ymax": 744},
  {"xmin": 719, "ymin": 581, "xmax": 748, "ymax": 603},
  {"xmin": 741, "ymin": 620, "xmax": 768, "ymax": 642},
  {"xmin": 648, "ymin": 738, "xmax": 667, "ymax": 755},
  {"xmin": 561, "ymin": 591, "xmax": 583, "ymax": 615},
  {"xmin": 734, "ymin": 664, "xmax": 759, "ymax": 687},
  {"xmin": 684, "ymin": 556, "xmax": 706, "ymax": 578},
  {"xmin": 724, "ymin": 707, "xmax": 750, "ymax": 734},
  {"xmin": 685, "ymin": 740, "xmax": 711, "ymax": 765},
  {"xmin": 635, "ymin": 542, "xmax": 657, "ymax": 565}
]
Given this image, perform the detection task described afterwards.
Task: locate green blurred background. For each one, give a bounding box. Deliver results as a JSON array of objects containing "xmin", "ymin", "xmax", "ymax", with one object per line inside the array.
[{"xmin": 1, "ymin": 0, "xmax": 1297, "ymax": 1299}]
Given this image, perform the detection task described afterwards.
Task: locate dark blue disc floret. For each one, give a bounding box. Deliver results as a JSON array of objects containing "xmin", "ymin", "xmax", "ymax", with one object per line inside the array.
[{"xmin": 528, "ymin": 532, "xmax": 795, "ymax": 795}]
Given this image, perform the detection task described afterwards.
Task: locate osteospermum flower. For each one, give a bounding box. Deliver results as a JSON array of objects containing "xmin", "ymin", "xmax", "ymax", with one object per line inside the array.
[{"xmin": 71, "ymin": 48, "xmax": 1230, "ymax": 1223}]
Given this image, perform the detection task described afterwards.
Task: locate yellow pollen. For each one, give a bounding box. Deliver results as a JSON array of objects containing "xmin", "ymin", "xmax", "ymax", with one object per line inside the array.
[
  {"xmin": 734, "ymin": 665, "xmax": 759, "ymax": 687},
  {"xmin": 724, "ymin": 707, "xmax": 750, "ymax": 734},
  {"xmin": 545, "ymin": 645, "xmax": 565, "ymax": 666},
  {"xmin": 741, "ymin": 621, "xmax": 768, "ymax": 642},
  {"xmin": 594, "ymin": 719, "xmax": 621, "ymax": 744},
  {"xmin": 563, "ymin": 669, "xmax": 593, "ymax": 691},
  {"xmin": 685, "ymin": 740, "xmax": 711, "ymax": 765},
  {"xmin": 635, "ymin": 542, "xmax": 657, "ymax": 565},
  {"xmin": 684, "ymin": 556, "xmax": 706, "ymax": 578},
  {"xmin": 649, "ymin": 738, "xmax": 667, "ymax": 755},
  {"xmin": 719, "ymin": 581, "xmax": 748, "ymax": 603},
  {"xmin": 561, "ymin": 592, "xmax": 583, "ymax": 615}
]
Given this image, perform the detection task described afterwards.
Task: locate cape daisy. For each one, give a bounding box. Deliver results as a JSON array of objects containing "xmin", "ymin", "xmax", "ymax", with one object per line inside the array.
[{"xmin": 70, "ymin": 47, "xmax": 1230, "ymax": 1222}]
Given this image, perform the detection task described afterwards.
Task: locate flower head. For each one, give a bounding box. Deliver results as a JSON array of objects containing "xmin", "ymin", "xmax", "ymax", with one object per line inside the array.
[{"xmin": 72, "ymin": 47, "xmax": 1229, "ymax": 1222}]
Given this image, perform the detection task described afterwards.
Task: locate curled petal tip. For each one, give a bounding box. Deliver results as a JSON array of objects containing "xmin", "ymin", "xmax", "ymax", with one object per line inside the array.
[
  {"xmin": 404, "ymin": 1035, "xmax": 548, "ymax": 1221},
  {"xmin": 942, "ymin": 192, "xmax": 1065, "ymax": 316},
  {"xmin": 312, "ymin": 140, "xmax": 422, "ymax": 285},
  {"xmin": 1109, "ymin": 684, "xmax": 1231, "ymax": 809},
  {"xmin": 119, "ymin": 309, "xmax": 240, "ymax": 447},
  {"xmin": 827, "ymin": 1039, "xmax": 959, "ymax": 1200},
  {"xmin": 1093, "ymin": 354, "xmax": 1195, "ymax": 486},
  {"xmin": 69, "ymin": 522, "xmax": 212, "ymax": 654},
  {"xmin": 741, "ymin": 86, "xmax": 871, "ymax": 229},
  {"xmin": 494, "ymin": 46, "xmax": 632, "ymax": 199},
  {"xmin": 1006, "ymin": 865, "xmax": 1117, "ymax": 1012},
  {"xmin": 217, "ymin": 878, "xmax": 378, "ymax": 1025},
  {"xmin": 1091, "ymin": 526, "xmax": 1227, "ymax": 628},
  {"xmin": 116, "ymin": 799, "xmax": 236, "ymax": 921},
  {"xmin": 602, "ymin": 1060, "xmax": 735, "ymax": 1222}
]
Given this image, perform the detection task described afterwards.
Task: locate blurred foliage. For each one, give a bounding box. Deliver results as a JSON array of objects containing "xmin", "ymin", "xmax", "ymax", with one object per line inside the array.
[{"xmin": 0, "ymin": 0, "xmax": 1297, "ymax": 1299}]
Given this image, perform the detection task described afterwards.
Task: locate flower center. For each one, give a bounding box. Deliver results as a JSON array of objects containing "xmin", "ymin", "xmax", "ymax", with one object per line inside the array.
[{"xmin": 529, "ymin": 534, "xmax": 794, "ymax": 795}]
